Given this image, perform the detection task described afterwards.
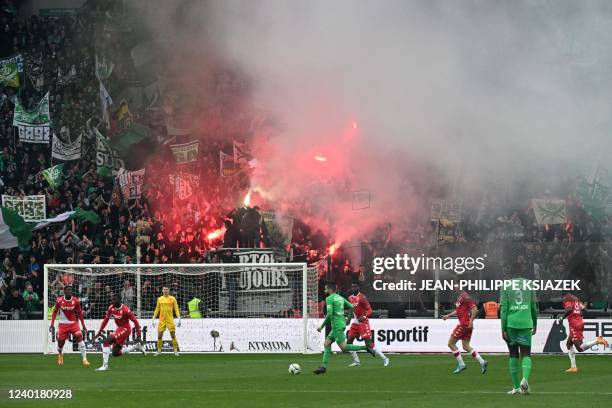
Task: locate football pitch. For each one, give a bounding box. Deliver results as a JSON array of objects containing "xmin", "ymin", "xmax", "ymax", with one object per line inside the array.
[{"xmin": 0, "ymin": 354, "xmax": 610, "ymax": 407}]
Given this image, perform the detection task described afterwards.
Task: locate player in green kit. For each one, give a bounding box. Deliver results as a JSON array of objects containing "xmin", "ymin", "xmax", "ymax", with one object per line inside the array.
[
  {"xmin": 500, "ymin": 264, "xmax": 538, "ymax": 396},
  {"xmin": 313, "ymin": 282, "xmax": 374, "ymax": 374}
]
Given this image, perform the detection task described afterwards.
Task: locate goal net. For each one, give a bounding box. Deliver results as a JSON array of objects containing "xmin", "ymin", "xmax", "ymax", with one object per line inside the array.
[{"xmin": 44, "ymin": 263, "xmax": 321, "ymax": 354}]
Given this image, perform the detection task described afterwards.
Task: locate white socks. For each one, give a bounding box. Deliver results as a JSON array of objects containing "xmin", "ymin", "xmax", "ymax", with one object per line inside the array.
[
  {"xmin": 78, "ymin": 341, "xmax": 87, "ymax": 360},
  {"xmin": 375, "ymin": 348, "xmax": 387, "ymax": 361},
  {"xmin": 453, "ymin": 351, "xmax": 464, "ymax": 365},
  {"xmin": 471, "ymin": 350, "xmax": 485, "ymax": 364},
  {"xmin": 121, "ymin": 345, "xmax": 135, "ymax": 355},
  {"xmin": 350, "ymin": 347, "xmax": 386, "ymax": 363},
  {"xmin": 102, "ymin": 346, "xmax": 110, "ymax": 366},
  {"xmin": 568, "ymin": 346, "xmax": 577, "ymax": 368},
  {"xmin": 581, "ymin": 340, "xmax": 597, "ymax": 351},
  {"xmin": 570, "ymin": 339, "xmax": 598, "ymax": 368}
]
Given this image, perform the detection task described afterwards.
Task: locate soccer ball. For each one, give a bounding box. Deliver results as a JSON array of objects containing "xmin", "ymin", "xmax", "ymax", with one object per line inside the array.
[{"xmin": 288, "ymin": 363, "xmax": 301, "ymax": 375}]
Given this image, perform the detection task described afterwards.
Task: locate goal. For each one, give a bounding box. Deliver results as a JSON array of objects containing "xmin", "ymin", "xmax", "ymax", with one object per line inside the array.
[{"xmin": 44, "ymin": 263, "xmax": 321, "ymax": 354}]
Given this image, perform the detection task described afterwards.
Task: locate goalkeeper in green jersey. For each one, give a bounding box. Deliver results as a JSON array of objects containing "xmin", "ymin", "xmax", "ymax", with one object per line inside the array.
[
  {"xmin": 500, "ymin": 266, "xmax": 538, "ymax": 396},
  {"xmin": 313, "ymin": 282, "xmax": 375, "ymax": 374}
]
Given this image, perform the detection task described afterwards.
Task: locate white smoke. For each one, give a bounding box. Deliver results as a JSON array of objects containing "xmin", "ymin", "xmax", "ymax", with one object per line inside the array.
[{"xmin": 135, "ymin": 0, "xmax": 612, "ymax": 241}]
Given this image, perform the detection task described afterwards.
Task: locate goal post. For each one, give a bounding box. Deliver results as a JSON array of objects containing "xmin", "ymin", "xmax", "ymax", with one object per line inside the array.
[{"xmin": 43, "ymin": 263, "xmax": 321, "ymax": 354}]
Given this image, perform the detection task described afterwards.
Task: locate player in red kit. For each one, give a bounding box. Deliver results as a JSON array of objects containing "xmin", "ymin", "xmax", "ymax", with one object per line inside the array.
[
  {"xmin": 49, "ymin": 285, "xmax": 89, "ymax": 366},
  {"xmin": 94, "ymin": 294, "xmax": 145, "ymax": 371},
  {"xmin": 559, "ymin": 293, "xmax": 608, "ymax": 373},
  {"xmin": 442, "ymin": 291, "xmax": 488, "ymax": 374},
  {"xmin": 346, "ymin": 283, "xmax": 389, "ymax": 367}
]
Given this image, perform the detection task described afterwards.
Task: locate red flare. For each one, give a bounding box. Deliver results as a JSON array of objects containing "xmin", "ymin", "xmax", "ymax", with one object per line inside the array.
[
  {"xmin": 329, "ymin": 243, "xmax": 340, "ymax": 255},
  {"xmin": 207, "ymin": 229, "xmax": 224, "ymax": 241}
]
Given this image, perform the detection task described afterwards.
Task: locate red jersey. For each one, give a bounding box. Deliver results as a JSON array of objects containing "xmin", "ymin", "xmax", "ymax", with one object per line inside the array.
[
  {"xmin": 96, "ymin": 304, "xmax": 141, "ymax": 338},
  {"xmin": 51, "ymin": 296, "xmax": 84, "ymax": 326},
  {"xmin": 563, "ymin": 299, "xmax": 584, "ymax": 328},
  {"xmin": 348, "ymin": 292, "xmax": 372, "ymax": 323},
  {"xmin": 455, "ymin": 293, "xmax": 476, "ymax": 326}
]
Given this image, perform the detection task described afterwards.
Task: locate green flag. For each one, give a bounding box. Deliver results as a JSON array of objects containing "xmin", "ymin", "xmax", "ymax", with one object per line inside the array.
[
  {"xmin": 0, "ymin": 207, "xmax": 33, "ymax": 250},
  {"xmin": 110, "ymin": 123, "xmax": 148, "ymax": 151},
  {"xmin": 109, "ymin": 123, "xmax": 158, "ymax": 170},
  {"xmin": 70, "ymin": 208, "xmax": 101, "ymax": 224},
  {"xmin": 575, "ymin": 164, "xmax": 611, "ymax": 220},
  {"xmin": 41, "ymin": 163, "xmax": 64, "ymax": 189},
  {"xmin": 96, "ymin": 130, "xmax": 124, "ymax": 177}
]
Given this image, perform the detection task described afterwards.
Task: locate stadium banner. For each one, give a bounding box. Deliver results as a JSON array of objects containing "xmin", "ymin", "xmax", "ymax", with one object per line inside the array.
[
  {"xmin": 233, "ymin": 140, "xmax": 250, "ymax": 165},
  {"xmin": 117, "ymin": 168, "xmax": 145, "ymax": 199},
  {"xmin": 13, "ymin": 92, "xmax": 50, "ymax": 143},
  {"xmin": 170, "ymin": 140, "xmax": 199, "ymax": 164},
  {"xmin": 220, "ymin": 150, "xmax": 235, "ymax": 176},
  {"xmin": 96, "ymin": 131, "xmax": 125, "ymax": 176},
  {"xmin": 430, "ymin": 199, "xmax": 462, "ymax": 222},
  {"xmin": 2, "ymin": 318, "xmax": 611, "ymax": 353},
  {"xmin": 261, "ymin": 211, "xmax": 294, "ymax": 248},
  {"xmin": 173, "ymin": 174, "xmax": 193, "ymax": 199},
  {"xmin": 0, "ymin": 53, "xmax": 24, "ymax": 87},
  {"xmin": 52, "ymin": 132, "xmax": 82, "ymax": 160},
  {"xmin": 1, "ymin": 195, "xmax": 46, "ymax": 222},
  {"xmin": 532, "ymin": 199, "xmax": 566, "ymax": 224},
  {"xmin": 168, "ymin": 172, "xmax": 200, "ymax": 188}
]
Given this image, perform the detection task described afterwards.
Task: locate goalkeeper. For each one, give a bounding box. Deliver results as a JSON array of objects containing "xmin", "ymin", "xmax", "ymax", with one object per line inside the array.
[
  {"xmin": 313, "ymin": 282, "xmax": 374, "ymax": 374},
  {"xmin": 152, "ymin": 286, "xmax": 181, "ymax": 356}
]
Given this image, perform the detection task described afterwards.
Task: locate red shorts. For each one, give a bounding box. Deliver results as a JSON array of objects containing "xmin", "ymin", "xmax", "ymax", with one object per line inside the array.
[
  {"xmin": 57, "ymin": 322, "xmax": 82, "ymax": 341},
  {"xmin": 111, "ymin": 325, "xmax": 132, "ymax": 346},
  {"xmin": 452, "ymin": 324, "xmax": 473, "ymax": 340},
  {"xmin": 348, "ymin": 321, "xmax": 372, "ymax": 341},
  {"xmin": 569, "ymin": 323, "xmax": 584, "ymax": 342}
]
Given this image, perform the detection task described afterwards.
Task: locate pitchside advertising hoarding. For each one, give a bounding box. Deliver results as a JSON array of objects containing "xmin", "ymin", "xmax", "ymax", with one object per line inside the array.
[
  {"xmin": 333, "ymin": 319, "xmax": 612, "ymax": 353},
  {"xmin": 1, "ymin": 318, "xmax": 610, "ymax": 353}
]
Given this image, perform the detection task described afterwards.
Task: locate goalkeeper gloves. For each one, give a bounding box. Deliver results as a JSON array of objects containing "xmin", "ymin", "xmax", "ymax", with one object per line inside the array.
[
  {"xmin": 177, "ymin": 317, "xmax": 181, "ymax": 328},
  {"xmin": 151, "ymin": 319, "xmax": 156, "ymax": 328}
]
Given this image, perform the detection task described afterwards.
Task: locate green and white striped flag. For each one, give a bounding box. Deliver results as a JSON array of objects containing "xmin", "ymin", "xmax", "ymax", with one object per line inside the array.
[
  {"xmin": 41, "ymin": 163, "xmax": 64, "ymax": 189},
  {"xmin": 0, "ymin": 207, "xmax": 32, "ymax": 250},
  {"xmin": 0, "ymin": 207, "xmax": 101, "ymax": 250}
]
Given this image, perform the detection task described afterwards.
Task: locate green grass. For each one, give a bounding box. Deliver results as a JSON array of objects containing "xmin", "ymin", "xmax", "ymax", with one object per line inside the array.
[{"xmin": 0, "ymin": 353, "xmax": 610, "ymax": 407}]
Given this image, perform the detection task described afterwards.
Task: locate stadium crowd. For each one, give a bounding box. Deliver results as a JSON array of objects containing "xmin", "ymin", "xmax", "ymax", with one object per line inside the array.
[{"xmin": 1, "ymin": 1, "xmax": 611, "ymax": 319}]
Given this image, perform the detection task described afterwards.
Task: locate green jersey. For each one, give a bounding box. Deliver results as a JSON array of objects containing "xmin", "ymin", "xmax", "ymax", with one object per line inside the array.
[
  {"xmin": 500, "ymin": 277, "xmax": 538, "ymax": 330},
  {"xmin": 320, "ymin": 293, "xmax": 353, "ymax": 331}
]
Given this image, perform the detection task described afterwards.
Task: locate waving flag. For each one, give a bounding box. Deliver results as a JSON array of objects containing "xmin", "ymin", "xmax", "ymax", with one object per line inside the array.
[
  {"xmin": 532, "ymin": 199, "xmax": 566, "ymax": 225},
  {"xmin": 0, "ymin": 207, "xmax": 32, "ymax": 249},
  {"xmin": 41, "ymin": 164, "xmax": 64, "ymax": 190}
]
